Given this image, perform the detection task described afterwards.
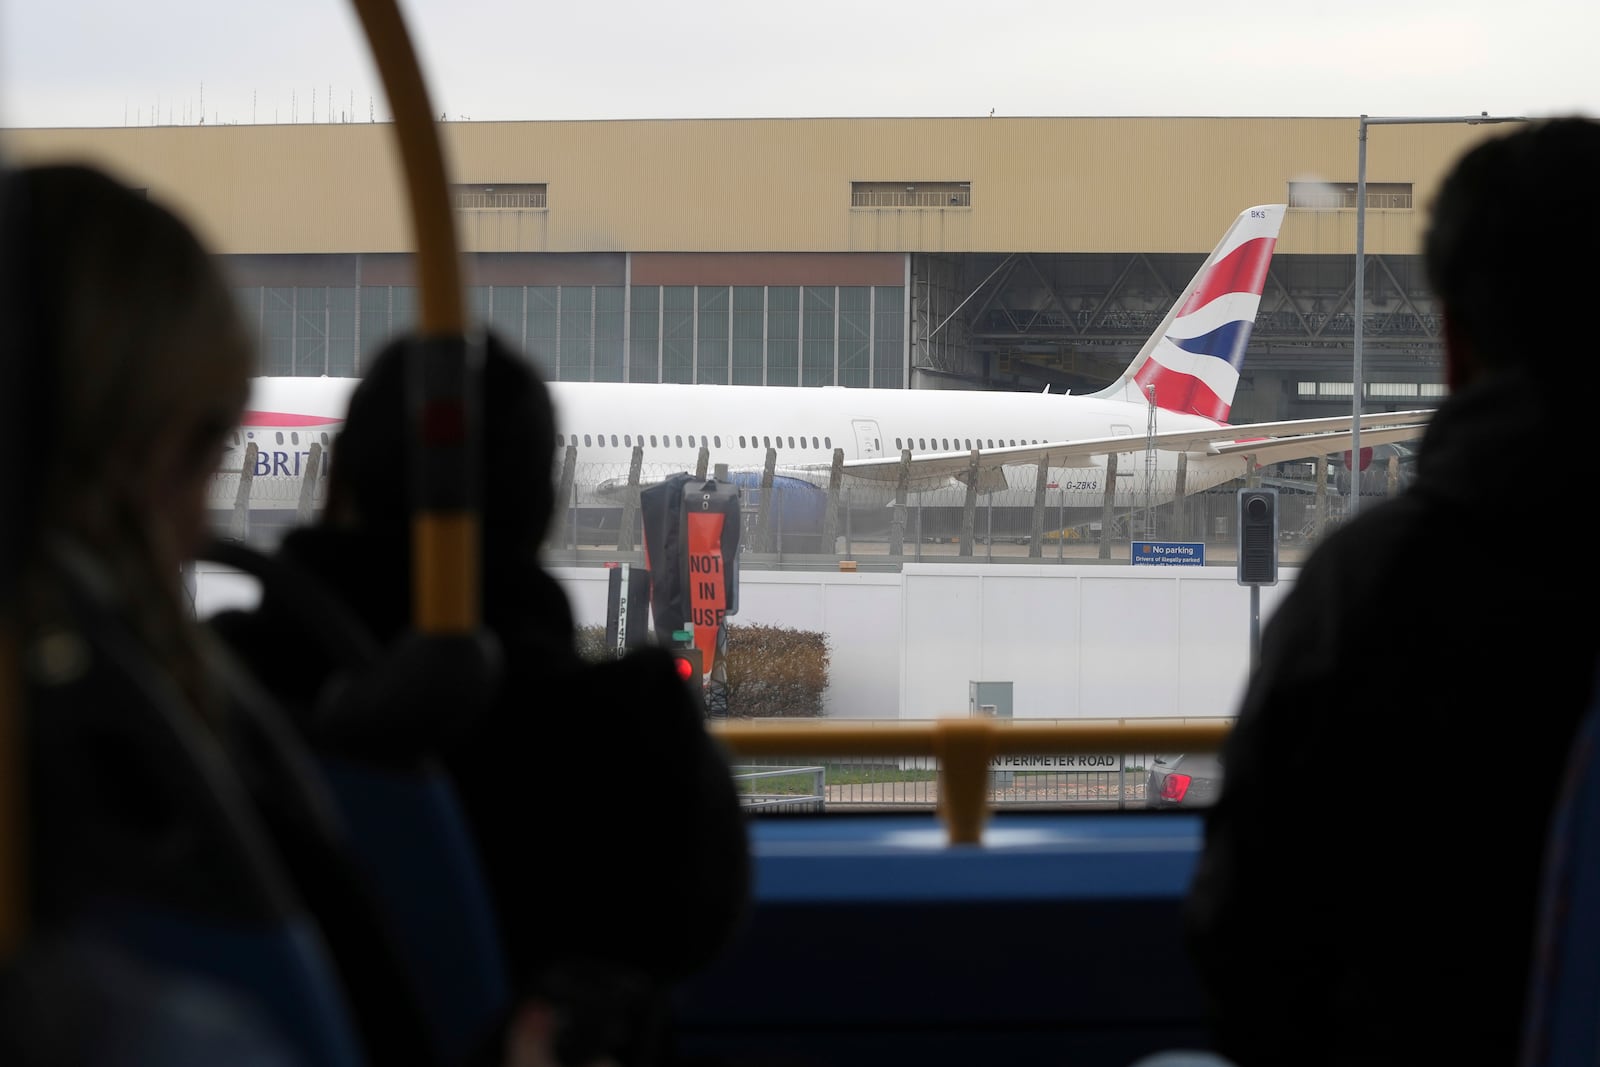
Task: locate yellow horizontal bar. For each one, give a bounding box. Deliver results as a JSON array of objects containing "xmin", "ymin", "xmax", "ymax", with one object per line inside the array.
[
  {"xmin": 710, "ymin": 719, "xmax": 1231, "ymax": 759},
  {"xmin": 712, "ymin": 718, "xmax": 1231, "ymax": 845}
]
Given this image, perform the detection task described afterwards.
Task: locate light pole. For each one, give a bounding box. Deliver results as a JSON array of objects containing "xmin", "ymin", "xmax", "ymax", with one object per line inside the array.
[{"xmin": 1349, "ymin": 113, "xmax": 1526, "ymax": 518}]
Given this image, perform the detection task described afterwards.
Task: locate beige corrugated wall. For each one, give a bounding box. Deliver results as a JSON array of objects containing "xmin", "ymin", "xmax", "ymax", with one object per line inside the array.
[{"xmin": 1, "ymin": 117, "xmax": 1508, "ymax": 256}]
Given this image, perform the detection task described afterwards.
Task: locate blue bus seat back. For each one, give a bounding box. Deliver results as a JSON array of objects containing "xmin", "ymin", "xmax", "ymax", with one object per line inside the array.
[
  {"xmin": 201, "ymin": 540, "xmax": 513, "ymax": 1062},
  {"xmin": 1522, "ymin": 664, "xmax": 1600, "ymax": 1067},
  {"xmin": 83, "ymin": 903, "xmax": 364, "ymax": 1067},
  {"xmin": 318, "ymin": 754, "xmax": 511, "ymax": 1066}
]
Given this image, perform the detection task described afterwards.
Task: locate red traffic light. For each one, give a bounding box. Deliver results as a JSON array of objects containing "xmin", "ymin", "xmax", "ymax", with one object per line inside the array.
[{"xmin": 671, "ymin": 646, "xmax": 703, "ymax": 683}]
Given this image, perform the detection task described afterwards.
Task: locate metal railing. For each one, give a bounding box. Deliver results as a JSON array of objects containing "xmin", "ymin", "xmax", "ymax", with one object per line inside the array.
[
  {"xmin": 451, "ymin": 188, "xmax": 547, "ymax": 210},
  {"xmin": 1288, "ymin": 189, "xmax": 1414, "ymax": 210},
  {"xmin": 851, "ymin": 190, "xmax": 971, "ymax": 208},
  {"xmin": 733, "ymin": 765, "xmax": 826, "ymax": 812},
  {"xmin": 710, "ymin": 719, "xmax": 1231, "ymax": 844}
]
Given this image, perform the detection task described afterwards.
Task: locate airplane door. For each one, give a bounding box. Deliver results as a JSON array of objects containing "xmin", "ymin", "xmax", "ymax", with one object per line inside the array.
[{"xmin": 851, "ymin": 419, "xmax": 883, "ymax": 458}]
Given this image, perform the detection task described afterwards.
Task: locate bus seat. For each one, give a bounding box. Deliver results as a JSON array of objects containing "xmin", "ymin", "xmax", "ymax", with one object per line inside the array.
[
  {"xmin": 0, "ymin": 930, "xmax": 312, "ymax": 1066},
  {"xmin": 1520, "ymin": 667, "xmax": 1600, "ymax": 1067},
  {"xmin": 201, "ymin": 538, "xmax": 510, "ymax": 1064},
  {"xmin": 318, "ymin": 755, "xmax": 511, "ymax": 1066},
  {"xmin": 28, "ymin": 557, "xmax": 365, "ymax": 1067},
  {"xmin": 81, "ymin": 904, "xmax": 361, "ymax": 1067}
]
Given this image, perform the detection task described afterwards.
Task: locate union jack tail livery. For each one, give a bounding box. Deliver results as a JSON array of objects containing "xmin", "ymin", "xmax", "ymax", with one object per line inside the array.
[{"xmin": 1092, "ymin": 204, "xmax": 1285, "ymax": 423}]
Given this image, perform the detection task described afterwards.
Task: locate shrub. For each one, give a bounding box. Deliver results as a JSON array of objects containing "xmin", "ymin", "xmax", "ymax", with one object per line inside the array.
[
  {"xmin": 723, "ymin": 624, "xmax": 829, "ymax": 718},
  {"xmin": 575, "ymin": 624, "xmax": 611, "ymax": 663},
  {"xmin": 575, "ymin": 622, "xmax": 830, "ymax": 718}
]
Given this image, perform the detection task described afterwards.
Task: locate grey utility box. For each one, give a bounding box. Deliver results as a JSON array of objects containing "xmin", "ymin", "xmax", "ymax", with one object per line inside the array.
[{"xmin": 969, "ymin": 681, "xmax": 1013, "ymax": 719}]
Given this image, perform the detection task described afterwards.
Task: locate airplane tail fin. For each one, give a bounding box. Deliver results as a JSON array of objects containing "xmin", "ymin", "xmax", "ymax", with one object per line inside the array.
[{"xmin": 1089, "ymin": 204, "xmax": 1285, "ymax": 422}]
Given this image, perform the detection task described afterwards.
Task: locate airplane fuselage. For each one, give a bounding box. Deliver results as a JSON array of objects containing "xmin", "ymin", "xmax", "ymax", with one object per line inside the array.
[
  {"xmin": 553, "ymin": 381, "xmax": 1249, "ymax": 509},
  {"xmin": 217, "ymin": 377, "xmax": 1254, "ymax": 519}
]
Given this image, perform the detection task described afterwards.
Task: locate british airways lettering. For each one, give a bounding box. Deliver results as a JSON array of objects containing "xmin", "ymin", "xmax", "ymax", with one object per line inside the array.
[{"xmin": 249, "ymin": 450, "xmax": 327, "ymax": 479}]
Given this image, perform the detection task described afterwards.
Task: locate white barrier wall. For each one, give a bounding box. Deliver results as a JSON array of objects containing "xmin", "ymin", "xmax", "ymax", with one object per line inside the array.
[
  {"xmin": 899, "ymin": 564, "xmax": 1295, "ymax": 720},
  {"xmin": 195, "ymin": 560, "xmax": 1296, "ymax": 721},
  {"xmin": 553, "ymin": 563, "xmax": 1299, "ymax": 721}
]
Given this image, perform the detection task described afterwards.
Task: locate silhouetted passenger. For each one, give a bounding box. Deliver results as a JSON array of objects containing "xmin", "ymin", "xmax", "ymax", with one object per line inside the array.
[
  {"xmin": 3, "ymin": 162, "xmax": 428, "ymax": 1066},
  {"xmin": 210, "ymin": 335, "xmax": 751, "ymax": 1066},
  {"xmin": 1185, "ymin": 118, "xmax": 1600, "ymax": 1066}
]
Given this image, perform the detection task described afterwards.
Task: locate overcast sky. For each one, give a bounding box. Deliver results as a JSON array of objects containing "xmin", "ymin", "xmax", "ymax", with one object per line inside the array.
[{"xmin": 2, "ymin": 0, "xmax": 1596, "ymax": 128}]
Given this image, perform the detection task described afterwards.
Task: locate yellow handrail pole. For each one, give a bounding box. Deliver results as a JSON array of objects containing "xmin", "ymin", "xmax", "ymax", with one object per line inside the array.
[
  {"xmin": 710, "ymin": 719, "xmax": 1233, "ymax": 845},
  {"xmin": 348, "ymin": 0, "xmax": 478, "ymax": 634},
  {"xmin": 935, "ymin": 718, "xmax": 994, "ymax": 845}
]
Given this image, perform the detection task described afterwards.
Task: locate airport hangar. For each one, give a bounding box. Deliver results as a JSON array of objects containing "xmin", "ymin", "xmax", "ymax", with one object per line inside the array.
[{"xmin": 5, "ymin": 116, "xmax": 1509, "ymax": 424}]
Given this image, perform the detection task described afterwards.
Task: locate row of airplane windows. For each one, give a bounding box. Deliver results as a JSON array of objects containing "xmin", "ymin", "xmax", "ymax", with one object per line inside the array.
[
  {"xmin": 231, "ymin": 430, "xmax": 336, "ymax": 448},
  {"xmin": 558, "ymin": 433, "xmax": 836, "ymax": 451},
  {"xmin": 236, "ymin": 427, "xmax": 1057, "ymax": 455},
  {"xmin": 556, "ymin": 433, "xmax": 1046, "ymax": 452}
]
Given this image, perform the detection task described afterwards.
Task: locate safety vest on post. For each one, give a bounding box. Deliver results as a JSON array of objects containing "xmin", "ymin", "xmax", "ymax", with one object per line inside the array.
[{"xmin": 640, "ymin": 475, "xmax": 741, "ymax": 701}]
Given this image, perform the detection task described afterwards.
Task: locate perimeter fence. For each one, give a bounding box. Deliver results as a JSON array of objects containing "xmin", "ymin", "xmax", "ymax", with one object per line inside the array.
[
  {"xmin": 727, "ymin": 720, "xmax": 1229, "ymax": 812},
  {"xmin": 214, "ymin": 441, "xmax": 1415, "ymax": 561}
]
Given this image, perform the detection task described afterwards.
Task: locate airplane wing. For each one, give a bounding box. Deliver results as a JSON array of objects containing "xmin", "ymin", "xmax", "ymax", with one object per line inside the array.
[{"xmin": 826, "ymin": 408, "xmax": 1435, "ymax": 486}]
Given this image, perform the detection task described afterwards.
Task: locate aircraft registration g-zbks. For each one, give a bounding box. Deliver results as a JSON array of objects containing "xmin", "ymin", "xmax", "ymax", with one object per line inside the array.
[{"xmin": 220, "ymin": 204, "xmax": 1433, "ymax": 524}]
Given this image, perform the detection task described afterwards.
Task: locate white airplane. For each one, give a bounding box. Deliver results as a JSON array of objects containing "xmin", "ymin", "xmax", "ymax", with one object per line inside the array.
[{"xmin": 217, "ymin": 204, "xmax": 1433, "ymax": 528}]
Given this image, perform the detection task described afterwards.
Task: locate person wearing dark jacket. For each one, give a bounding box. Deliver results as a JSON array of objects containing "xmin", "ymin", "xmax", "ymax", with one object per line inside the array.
[
  {"xmin": 1184, "ymin": 117, "xmax": 1600, "ymax": 1066},
  {"xmin": 6, "ymin": 162, "xmax": 435, "ymax": 1066},
  {"xmin": 210, "ymin": 335, "xmax": 751, "ymax": 1066}
]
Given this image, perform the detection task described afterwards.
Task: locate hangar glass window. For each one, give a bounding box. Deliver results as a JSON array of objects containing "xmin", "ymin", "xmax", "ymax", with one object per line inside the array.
[
  {"xmin": 874, "ymin": 286, "xmax": 904, "ymax": 389},
  {"xmin": 662, "ymin": 287, "xmax": 695, "ymax": 385},
  {"xmin": 697, "ymin": 286, "xmax": 730, "ymax": 385},
  {"xmin": 594, "ymin": 286, "xmax": 625, "ymax": 383},
  {"xmin": 838, "ymin": 287, "xmax": 871, "ymax": 388},
  {"xmin": 732, "ymin": 287, "xmax": 765, "ymax": 386},
  {"xmin": 559, "ymin": 287, "xmax": 593, "ymax": 382},
  {"xmin": 630, "ymin": 286, "xmax": 660, "ymax": 383},
  {"xmin": 802, "ymin": 287, "xmax": 835, "ymax": 387},
  {"xmin": 527, "ymin": 287, "xmax": 559, "ymax": 381},
  {"xmin": 767, "ymin": 287, "xmax": 800, "ymax": 387}
]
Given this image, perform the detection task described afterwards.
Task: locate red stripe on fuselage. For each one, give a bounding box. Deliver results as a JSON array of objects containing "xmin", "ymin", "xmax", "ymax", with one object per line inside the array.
[
  {"xmin": 1177, "ymin": 237, "xmax": 1277, "ymax": 316},
  {"xmin": 241, "ymin": 411, "xmax": 343, "ymax": 427}
]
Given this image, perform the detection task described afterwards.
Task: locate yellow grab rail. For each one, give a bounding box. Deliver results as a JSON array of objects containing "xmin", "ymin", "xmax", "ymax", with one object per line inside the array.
[
  {"xmin": 348, "ymin": 0, "xmax": 462, "ymax": 338},
  {"xmin": 710, "ymin": 719, "xmax": 1232, "ymax": 845},
  {"xmin": 348, "ymin": 0, "xmax": 478, "ymax": 636}
]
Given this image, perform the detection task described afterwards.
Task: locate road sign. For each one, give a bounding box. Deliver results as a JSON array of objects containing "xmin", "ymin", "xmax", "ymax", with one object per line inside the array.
[{"xmin": 1131, "ymin": 541, "xmax": 1205, "ymax": 566}]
